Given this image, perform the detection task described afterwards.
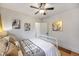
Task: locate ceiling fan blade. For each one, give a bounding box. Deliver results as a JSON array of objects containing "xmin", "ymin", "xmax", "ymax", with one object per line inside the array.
[
  {"xmin": 46, "ymin": 7, "xmax": 54, "ymax": 10},
  {"xmin": 43, "ymin": 3, "xmax": 46, "ymax": 6},
  {"xmin": 39, "ymin": 3, "xmax": 42, "ymax": 8},
  {"xmin": 35, "ymin": 11, "xmax": 39, "ymax": 14},
  {"xmin": 39, "ymin": 3, "xmax": 46, "ymax": 8},
  {"xmin": 30, "ymin": 6, "xmax": 39, "ymax": 9}
]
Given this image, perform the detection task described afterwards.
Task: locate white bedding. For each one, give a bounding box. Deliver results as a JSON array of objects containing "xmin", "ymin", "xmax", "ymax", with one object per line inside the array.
[{"xmin": 29, "ymin": 38, "xmax": 59, "ymax": 56}]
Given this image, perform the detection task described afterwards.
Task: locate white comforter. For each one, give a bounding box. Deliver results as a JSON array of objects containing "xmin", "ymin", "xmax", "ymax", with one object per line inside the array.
[{"xmin": 29, "ymin": 38, "xmax": 58, "ymax": 56}]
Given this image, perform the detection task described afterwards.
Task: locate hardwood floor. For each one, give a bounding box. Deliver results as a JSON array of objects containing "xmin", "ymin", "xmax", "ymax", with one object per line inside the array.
[{"xmin": 58, "ymin": 46, "xmax": 79, "ymax": 56}]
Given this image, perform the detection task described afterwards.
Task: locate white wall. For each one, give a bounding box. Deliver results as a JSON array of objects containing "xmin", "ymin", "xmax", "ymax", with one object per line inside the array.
[
  {"xmin": 43, "ymin": 8, "xmax": 79, "ymax": 53},
  {"xmin": 1, "ymin": 6, "xmax": 79, "ymax": 53},
  {"xmin": 0, "ymin": 7, "xmax": 41, "ymax": 39}
]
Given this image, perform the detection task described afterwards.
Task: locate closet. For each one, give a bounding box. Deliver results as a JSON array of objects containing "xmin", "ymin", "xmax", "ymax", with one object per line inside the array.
[{"xmin": 35, "ymin": 23, "xmax": 48, "ymax": 37}]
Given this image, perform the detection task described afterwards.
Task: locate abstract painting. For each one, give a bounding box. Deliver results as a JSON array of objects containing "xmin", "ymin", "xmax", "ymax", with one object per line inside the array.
[{"xmin": 52, "ymin": 20, "xmax": 63, "ymax": 31}]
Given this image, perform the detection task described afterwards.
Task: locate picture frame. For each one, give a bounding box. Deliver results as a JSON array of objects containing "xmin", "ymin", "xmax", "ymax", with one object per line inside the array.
[
  {"xmin": 24, "ymin": 23, "xmax": 31, "ymax": 31},
  {"xmin": 52, "ymin": 20, "xmax": 63, "ymax": 31},
  {"xmin": 12, "ymin": 19, "xmax": 20, "ymax": 29}
]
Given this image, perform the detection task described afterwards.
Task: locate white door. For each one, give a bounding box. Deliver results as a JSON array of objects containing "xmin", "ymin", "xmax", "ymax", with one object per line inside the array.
[
  {"xmin": 35, "ymin": 23, "xmax": 48, "ymax": 37},
  {"xmin": 40, "ymin": 23, "xmax": 48, "ymax": 35},
  {"xmin": 35, "ymin": 23, "xmax": 40, "ymax": 37}
]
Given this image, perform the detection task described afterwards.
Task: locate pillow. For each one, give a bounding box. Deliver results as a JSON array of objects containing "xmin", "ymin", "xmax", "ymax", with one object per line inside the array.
[
  {"xmin": 5, "ymin": 42, "xmax": 18, "ymax": 56},
  {"xmin": 0, "ymin": 31, "xmax": 8, "ymax": 38},
  {"xmin": 0, "ymin": 33, "xmax": 19, "ymax": 56},
  {"xmin": 0, "ymin": 36, "xmax": 9, "ymax": 56},
  {"xmin": 5, "ymin": 36, "xmax": 19, "ymax": 56},
  {"xmin": 9, "ymin": 35, "xmax": 20, "ymax": 48},
  {"xmin": 9, "ymin": 36, "xmax": 16, "ymax": 45}
]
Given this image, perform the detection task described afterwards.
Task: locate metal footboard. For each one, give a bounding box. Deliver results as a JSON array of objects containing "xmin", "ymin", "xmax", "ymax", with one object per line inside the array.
[{"xmin": 39, "ymin": 35, "xmax": 60, "ymax": 56}]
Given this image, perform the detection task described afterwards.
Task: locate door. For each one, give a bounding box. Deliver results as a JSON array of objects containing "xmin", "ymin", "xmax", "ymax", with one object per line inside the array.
[
  {"xmin": 40, "ymin": 23, "xmax": 48, "ymax": 35},
  {"xmin": 35, "ymin": 23, "xmax": 40, "ymax": 37},
  {"xmin": 35, "ymin": 23, "xmax": 48, "ymax": 37}
]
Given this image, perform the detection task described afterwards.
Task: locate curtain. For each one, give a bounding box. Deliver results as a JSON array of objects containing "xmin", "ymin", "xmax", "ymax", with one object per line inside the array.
[{"xmin": 0, "ymin": 14, "xmax": 3, "ymax": 32}]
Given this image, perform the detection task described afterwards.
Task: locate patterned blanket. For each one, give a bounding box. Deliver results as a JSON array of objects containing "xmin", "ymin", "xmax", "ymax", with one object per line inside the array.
[{"xmin": 20, "ymin": 39, "xmax": 45, "ymax": 56}]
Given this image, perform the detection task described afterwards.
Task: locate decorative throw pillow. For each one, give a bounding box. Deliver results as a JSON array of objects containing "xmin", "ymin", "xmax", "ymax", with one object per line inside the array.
[
  {"xmin": 5, "ymin": 42, "xmax": 18, "ymax": 56},
  {"xmin": 0, "ymin": 36, "xmax": 9, "ymax": 56},
  {"xmin": 5, "ymin": 35, "xmax": 19, "ymax": 56}
]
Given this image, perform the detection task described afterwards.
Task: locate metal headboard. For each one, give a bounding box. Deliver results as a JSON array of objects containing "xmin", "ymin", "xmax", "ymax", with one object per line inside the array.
[{"xmin": 39, "ymin": 35, "xmax": 58, "ymax": 46}]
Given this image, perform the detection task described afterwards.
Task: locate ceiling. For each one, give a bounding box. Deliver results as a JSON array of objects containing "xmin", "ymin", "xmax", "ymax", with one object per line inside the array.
[{"xmin": 0, "ymin": 3, "xmax": 79, "ymax": 19}]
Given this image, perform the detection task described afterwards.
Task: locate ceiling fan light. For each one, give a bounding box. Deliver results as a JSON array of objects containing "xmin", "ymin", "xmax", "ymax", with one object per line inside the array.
[{"xmin": 39, "ymin": 10, "xmax": 45, "ymax": 13}]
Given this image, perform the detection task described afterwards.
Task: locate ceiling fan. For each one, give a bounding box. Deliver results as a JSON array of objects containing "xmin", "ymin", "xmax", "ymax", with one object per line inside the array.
[{"xmin": 30, "ymin": 3, "xmax": 54, "ymax": 15}]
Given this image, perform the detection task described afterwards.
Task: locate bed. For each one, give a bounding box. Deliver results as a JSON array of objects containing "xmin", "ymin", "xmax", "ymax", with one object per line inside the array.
[
  {"xmin": 0, "ymin": 31, "xmax": 60, "ymax": 56},
  {"xmin": 19, "ymin": 35, "xmax": 60, "ymax": 56}
]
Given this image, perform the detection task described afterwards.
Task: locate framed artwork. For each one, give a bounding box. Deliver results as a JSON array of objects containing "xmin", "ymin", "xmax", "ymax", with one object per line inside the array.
[
  {"xmin": 12, "ymin": 19, "xmax": 20, "ymax": 29},
  {"xmin": 52, "ymin": 20, "xmax": 63, "ymax": 31},
  {"xmin": 24, "ymin": 23, "xmax": 30, "ymax": 31}
]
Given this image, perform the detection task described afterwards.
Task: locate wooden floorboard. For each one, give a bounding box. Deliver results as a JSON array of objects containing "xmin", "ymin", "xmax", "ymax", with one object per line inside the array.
[{"xmin": 58, "ymin": 46, "xmax": 79, "ymax": 56}]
